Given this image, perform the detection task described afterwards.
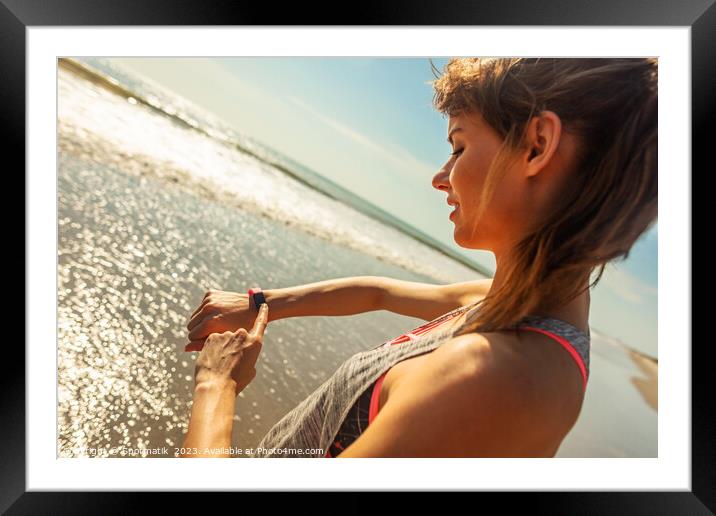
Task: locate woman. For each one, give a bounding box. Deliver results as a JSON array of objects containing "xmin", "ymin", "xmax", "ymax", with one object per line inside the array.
[{"xmin": 180, "ymin": 57, "xmax": 657, "ymax": 458}]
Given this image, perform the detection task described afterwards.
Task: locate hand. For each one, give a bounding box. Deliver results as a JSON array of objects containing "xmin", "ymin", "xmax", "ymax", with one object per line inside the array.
[
  {"xmin": 185, "ymin": 289, "xmax": 259, "ymax": 352},
  {"xmin": 190, "ymin": 303, "xmax": 269, "ymax": 396}
]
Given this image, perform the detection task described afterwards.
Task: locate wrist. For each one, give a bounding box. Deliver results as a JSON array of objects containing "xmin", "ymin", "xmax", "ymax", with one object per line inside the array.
[
  {"xmin": 261, "ymin": 287, "xmax": 292, "ymax": 322},
  {"xmin": 195, "ymin": 377, "xmax": 238, "ymax": 397},
  {"xmin": 185, "ymin": 377, "xmax": 237, "ymax": 455}
]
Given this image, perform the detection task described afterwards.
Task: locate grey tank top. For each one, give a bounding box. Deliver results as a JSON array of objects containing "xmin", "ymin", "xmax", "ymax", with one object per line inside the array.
[{"xmin": 249, "ymin": 303, "xmax": 591, "ymax": 458}]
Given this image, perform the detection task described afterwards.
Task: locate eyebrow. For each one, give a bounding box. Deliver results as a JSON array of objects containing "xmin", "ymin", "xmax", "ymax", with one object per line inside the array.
[{"xmin": 447, "ymin": 127, "xmax": 464, "ymax": 144}]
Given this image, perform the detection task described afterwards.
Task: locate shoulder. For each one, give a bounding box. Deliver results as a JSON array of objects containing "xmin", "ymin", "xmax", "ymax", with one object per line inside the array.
[
  {"xmin": 435, "ymin": 331, "xmax": 584, "ymax": 454},
  {"xmin": 337, "ymin": 330, "xmax": 582, "ymax": 457},
  {"xmin": 428, "ymin": 331, "xmax": 542, "ymax": 410},
  {"xmin": 440, "ymin": 330, "xmax": 585, "ymax": 445},
  {"xmin": 436, "ymin": 330, "xmax": 584, "ymax": 417}
]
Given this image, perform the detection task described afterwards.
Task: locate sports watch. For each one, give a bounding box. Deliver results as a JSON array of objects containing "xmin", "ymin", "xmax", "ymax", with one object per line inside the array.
[{"xmin": 247, "ymin": 287, "xmax": 267, "ymax": 310}]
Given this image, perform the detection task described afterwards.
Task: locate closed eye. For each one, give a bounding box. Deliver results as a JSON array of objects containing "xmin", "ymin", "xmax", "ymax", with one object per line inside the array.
[{"xmin": 451, "ymin": 148, "xmax": 464, "ymax": 157}]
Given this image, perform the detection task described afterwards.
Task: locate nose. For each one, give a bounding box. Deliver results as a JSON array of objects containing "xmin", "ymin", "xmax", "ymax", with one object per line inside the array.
[{"xmin": 432, "ymin": 161, "xmax": 451, "ymax": 192}]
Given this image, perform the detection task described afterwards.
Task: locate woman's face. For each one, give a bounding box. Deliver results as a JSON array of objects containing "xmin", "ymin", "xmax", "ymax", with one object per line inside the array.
[{"xmin": 432, "ymin": 110, "xmax": 527, "ymax": 252}]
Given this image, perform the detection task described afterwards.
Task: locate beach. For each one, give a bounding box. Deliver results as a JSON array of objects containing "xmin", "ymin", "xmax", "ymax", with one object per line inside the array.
[{"xmin": 57, "ymin": 58, "xmax": 657, "ymax": 458}]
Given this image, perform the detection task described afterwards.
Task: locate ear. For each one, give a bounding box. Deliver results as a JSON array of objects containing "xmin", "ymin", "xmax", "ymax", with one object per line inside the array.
[{"xmin": 523, "ymin": 110, "xmax": 562, "ymax": 178}]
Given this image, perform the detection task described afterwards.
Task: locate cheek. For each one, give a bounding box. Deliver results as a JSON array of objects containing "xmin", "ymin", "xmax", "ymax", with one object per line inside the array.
[
  {"xmin": 483, "ymin": 171, "xmax": 529, "ymax": 229},
  {"xmin": 453, "ymin": 164, "xmax": 486, "ymax": 207}
]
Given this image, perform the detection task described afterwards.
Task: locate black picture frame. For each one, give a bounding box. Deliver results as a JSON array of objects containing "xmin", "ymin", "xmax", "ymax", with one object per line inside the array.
[{"xmin": 5, "ymin": 0, "xmax": 708, "ymax": 513}]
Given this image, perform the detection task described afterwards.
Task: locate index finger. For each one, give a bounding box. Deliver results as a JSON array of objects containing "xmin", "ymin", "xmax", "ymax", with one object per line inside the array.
[{"xmin": 249, "ymin": 303, "xmax": 269, "ymax": 338}]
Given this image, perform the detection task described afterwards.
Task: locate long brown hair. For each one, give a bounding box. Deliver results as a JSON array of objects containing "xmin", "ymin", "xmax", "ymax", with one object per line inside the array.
[{"xmin": 429, "ymin": 58, "xmax": 658, "ymax": 334}]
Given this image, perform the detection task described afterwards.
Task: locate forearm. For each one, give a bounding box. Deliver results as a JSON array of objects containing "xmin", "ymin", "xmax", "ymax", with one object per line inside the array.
[
  {"xmin": 181, "ymin": 380, "xmax": 237, "ymax": 458},
  {"xmin": 263, "ymin": 276, "xmax": 385, "ymax": 321}
]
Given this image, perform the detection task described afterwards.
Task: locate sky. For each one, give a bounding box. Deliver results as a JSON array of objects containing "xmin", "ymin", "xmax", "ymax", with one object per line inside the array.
[{"xmin": 111, "ymin": 57, "xmax": 658, "ymax": 358}]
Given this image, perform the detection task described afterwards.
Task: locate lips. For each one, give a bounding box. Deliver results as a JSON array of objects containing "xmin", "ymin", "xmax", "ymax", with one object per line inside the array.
[{"xmin": 446, "ymin": 196, "xmax": 459, "ymax": 220}]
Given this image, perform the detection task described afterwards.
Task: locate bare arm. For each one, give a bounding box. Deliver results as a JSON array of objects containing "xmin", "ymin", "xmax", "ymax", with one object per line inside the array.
[
  {"xmin": 187, "ymin": 276, "xmax": 386, "ymax": 347},
  {"xmin": 181, "ymin": 380, "xmax": 236, "ymax": 457},
  {"xmin": 264, "ymin": 276, "xmax": 491, "ymax": 323},
  {"xmin": 187, "ymin": 276, "xmax": 492, "ymax": 347},
  {"xmin": 182, "ymin": 304, "xmax": 269, "ymax": 458},
  {"xmin": 375, "ymin": 277, "xmax": 493, "ymax": 321}
]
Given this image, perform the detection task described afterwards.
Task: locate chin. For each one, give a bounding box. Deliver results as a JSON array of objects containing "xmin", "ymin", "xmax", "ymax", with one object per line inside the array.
[{"xmin": 453, "ymin": 226, "xmax": 482, "ymax": 250}]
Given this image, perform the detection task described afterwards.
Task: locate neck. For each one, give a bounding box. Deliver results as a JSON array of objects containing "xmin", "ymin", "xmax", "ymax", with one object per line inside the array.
[{"xmin": 490, "ymin": 249, "xmax": 591, "ymax": 334}]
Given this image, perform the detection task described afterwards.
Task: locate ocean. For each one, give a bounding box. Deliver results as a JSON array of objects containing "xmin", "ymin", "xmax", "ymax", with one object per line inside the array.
[{"xmin": 57, "ymin": 58, "xmax": 656, "ymax": 458}]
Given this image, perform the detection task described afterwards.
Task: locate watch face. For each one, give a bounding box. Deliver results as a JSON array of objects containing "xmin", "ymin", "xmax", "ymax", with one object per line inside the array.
[{"xmin": 253, "ymin": 291, "xmax": 266, "ymax": 308}]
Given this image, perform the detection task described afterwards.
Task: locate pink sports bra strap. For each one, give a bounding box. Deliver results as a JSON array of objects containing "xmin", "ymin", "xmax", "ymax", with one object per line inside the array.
[
  {"xmin": 518, "ymin": 325, "xmax": 589, "ymax": 391},
  {"xmin": 368, "ymin": 372, "xmax": 388, "ymax": 425}
]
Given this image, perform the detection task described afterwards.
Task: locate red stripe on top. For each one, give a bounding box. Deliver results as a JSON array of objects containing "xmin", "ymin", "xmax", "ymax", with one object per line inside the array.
[
  {"xmin": 518, "ymin": 326, "xmax": 588, "ymax": 391},
  {"xmin": 412, "ymin": 319, "xmax": 448, "ymax": 334},
  {"xmin": 388, "ymin": 310, "xmax": 462, "ymax": 346},
  {"xmin": 386, "ymin": 334, "xmax": 411, "ymax": 346}
]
